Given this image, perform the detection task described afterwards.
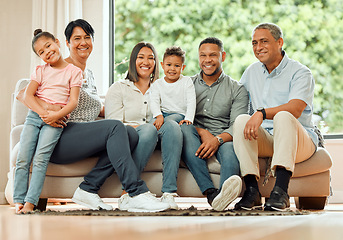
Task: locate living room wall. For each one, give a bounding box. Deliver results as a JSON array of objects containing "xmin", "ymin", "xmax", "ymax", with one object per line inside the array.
[
  {"xmin": 0, "ymin": 0, "xmax": 106, "ymax": 204},
  {"xmin": 0, "ymin": 0, "xmax": 32, "ymax": 204}
]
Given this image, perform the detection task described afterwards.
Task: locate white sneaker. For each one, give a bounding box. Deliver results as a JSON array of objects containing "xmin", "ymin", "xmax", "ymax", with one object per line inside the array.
[
  {"xmin": 118, "ymin": 193, "xmax": 130, "ymax": 211},
  {"xmin": 121, "ymin": 191, "xmax": 171, "ymax": 212},
  {"xmin": 72, "ymin": 187, "xmax": 113, "ymax": 210},
  {"xmin": 161, "ymin": 192, "xmax": 179, "ymax": 210},
  {"xmin": 212, "ymin": 175, "xmax": 242, "ymax": 211}
]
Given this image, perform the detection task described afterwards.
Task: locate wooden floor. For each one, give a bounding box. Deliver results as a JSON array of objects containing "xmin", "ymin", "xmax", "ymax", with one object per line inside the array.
[{"xmin": 1, "ymin": 198, "xmax": 343, "ymax": 240}]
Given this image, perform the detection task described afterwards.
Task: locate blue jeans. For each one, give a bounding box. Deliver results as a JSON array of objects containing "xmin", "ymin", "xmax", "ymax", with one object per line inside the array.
[
  {"xmin": 180, "ymin": 124, "xmax": 240, "ymax": 194},
  {"xmin": 133, "ymin": 113, "xmax": 183, "ymax": 193},
  {"xmin": 13, "ymin": 110, "xmax": 63, "ymax": 205},
  {"xmin": 132, "ymin": 124, "xmax": 158, "ymax": 173}
]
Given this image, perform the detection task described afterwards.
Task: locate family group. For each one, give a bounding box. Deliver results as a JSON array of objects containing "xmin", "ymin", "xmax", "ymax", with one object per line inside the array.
[{"xmin": 13, "ymin": 19, "xmax": 318, "ymax": 214}]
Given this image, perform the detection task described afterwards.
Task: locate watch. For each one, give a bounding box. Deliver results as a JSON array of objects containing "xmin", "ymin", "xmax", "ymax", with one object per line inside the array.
[
  {"xmin": 215, "ymin": 136, "xmax": 224, "ymax": 146},
  {"xmin": 256, "ymin": 107, "xmax": 266, "ymax": 120}
]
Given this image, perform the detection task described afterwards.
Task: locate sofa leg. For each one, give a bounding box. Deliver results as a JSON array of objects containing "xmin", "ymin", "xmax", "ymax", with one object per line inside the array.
[
  {"xmin": 294, "ymin": 197, "xmax": 327, "ymax": 210},
  {"xmin": 35, "ymin": 198, "xmax": 48, "ymax": 211}
]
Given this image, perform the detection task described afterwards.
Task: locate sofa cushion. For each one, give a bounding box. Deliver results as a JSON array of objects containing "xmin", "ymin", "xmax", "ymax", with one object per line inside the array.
[
  {"xmin": 11, "ymin": 140, "xmax": 332, "ymax": 179},
  {"xmin": 258, "ymin": 147, "xmax": 332, "ymax": 178},
  {"xmin": 145, "ymin": 148, "xmax": 332, "ymax": 178},
  {"xmin": 145, "ymin": 150, "xmax": 220, "ymax": 173},
  {"xmin": 292, "ymin": 148, "xmax": 332, "ymax": 176}
]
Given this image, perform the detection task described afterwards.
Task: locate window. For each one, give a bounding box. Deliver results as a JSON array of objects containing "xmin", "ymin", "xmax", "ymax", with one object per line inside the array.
[{"xmin": 111, "ymin": 0, "xmax": 343, "ymax": 135}]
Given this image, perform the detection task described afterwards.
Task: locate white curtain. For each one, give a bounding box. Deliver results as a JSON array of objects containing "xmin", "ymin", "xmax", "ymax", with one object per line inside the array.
[{"xmin": 30, "ymin": 0, "xmax": 83, "ymax": 70}]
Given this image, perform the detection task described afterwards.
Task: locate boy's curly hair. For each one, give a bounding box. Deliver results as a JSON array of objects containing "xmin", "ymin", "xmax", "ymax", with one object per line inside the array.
[{"xmin": 163, "ymin": 46, "xmax": 186, "ymax": 63}]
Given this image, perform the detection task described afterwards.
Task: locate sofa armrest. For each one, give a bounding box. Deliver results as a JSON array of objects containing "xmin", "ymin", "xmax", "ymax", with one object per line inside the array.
[
  {"xmin": 10, "ymin": 125, "xmax": 24, "ymax": 151},
  {"xmin": 11, "ymin": 79, "xmax": 29, "ymax": 128}
]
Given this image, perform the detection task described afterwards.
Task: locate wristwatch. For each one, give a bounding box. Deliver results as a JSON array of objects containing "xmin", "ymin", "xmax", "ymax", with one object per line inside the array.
[
  {"xmin": 215, "ymin": 136, "xmax": 224, "ymax": 146},
  {"xmin": 256, "ymin": 107, "xmax": 266, "ymax": 120}
]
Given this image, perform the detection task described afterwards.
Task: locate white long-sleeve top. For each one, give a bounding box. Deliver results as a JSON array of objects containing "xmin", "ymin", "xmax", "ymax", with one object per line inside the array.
[
  {"xmin": 150, "ymin": 75, "xmax": 196, "ymax": 123},
  {"xmin": 105, "ymin": 79, "xmax": 152, "ymax": 125}
]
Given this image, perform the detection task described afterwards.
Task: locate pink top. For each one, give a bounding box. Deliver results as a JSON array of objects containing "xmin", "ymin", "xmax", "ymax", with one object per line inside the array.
[{"xmin": 31, "ymin": 63, "xmax": 82, "ymax": 105}]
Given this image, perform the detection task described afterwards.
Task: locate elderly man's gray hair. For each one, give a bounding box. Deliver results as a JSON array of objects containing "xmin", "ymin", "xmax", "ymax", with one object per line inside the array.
[{"xmin": 253, "ymin": 23, "xmax": 283, "ymax": 41}]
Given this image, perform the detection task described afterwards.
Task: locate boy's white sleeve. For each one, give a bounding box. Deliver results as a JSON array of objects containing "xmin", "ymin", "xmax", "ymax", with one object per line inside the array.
[
  {"xmin": 149, "ymin": 82, "xmax": 162, "ymax": 118},
  {"xmin": 184, "ymin": 77, "xmax": 196, "ymax": 123}
]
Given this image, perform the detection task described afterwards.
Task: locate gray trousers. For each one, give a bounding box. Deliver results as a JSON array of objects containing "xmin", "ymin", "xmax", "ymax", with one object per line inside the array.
[{"xmin": 50, "ymin": 119, "xmax": 149, "ymax": 196}]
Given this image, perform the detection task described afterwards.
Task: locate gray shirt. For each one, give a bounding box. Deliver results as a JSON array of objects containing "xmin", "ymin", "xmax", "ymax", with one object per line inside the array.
[{"xmin": 192, "ymin": 71, "xmax": 249, "ymax": 136}]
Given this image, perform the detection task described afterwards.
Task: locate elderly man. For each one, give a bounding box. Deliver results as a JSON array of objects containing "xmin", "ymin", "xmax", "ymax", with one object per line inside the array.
[{"xmin": 233, "ymin": 23, "xmax": 318, "ymax": 211}]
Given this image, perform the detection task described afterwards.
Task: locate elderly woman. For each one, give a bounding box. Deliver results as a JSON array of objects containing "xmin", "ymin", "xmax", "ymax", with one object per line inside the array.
[{"xmin": 20, "ymin": 19, "xmax": 170, "ymax": 213}]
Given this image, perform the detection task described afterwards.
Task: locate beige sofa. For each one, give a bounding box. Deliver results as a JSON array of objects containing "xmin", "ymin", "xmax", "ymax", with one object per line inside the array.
[{"xmin": 5, "ymin": 79, "xmax": 333, "ymax": 210}]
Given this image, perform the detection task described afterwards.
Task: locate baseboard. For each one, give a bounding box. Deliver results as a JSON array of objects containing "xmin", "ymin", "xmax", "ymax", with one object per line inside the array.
[{"xmin": 0, "ymin": 192, "xmax": 9, "ymax": 205}]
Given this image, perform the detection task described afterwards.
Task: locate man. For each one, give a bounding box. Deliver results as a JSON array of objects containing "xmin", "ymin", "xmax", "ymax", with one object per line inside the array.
[
  {"xmin": 181, "ymin": 37, "xmax": 249, "ymax": 211},
  {"xmin": 233, "ymin": 23, "xmax": 319, "ymax": 211}
]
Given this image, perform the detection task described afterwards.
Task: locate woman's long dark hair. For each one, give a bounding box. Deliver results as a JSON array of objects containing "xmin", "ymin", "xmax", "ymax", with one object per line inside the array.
[{"xmin": 126, "ymin": 41, "xmax": 159, "ymax": 83}]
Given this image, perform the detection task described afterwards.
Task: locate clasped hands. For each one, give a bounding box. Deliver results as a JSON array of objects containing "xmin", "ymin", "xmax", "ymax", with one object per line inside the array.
[{"xmin": 40, "ymin": 111, "xmax": 68, "ymax": 128}]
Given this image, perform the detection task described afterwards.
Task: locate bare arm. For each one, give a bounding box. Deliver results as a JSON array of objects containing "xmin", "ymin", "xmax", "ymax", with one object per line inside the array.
[
  {"xmin": 40, "ymin": 87, "xmax": 80, "ymax": 125},
  {"xmin": 18, "ymin": 86, "xmax": 66, "ymax": 127},
  {"xmin": 265, "ymin": 99, "xmax": 306, "ymax": 119},
  {"xmin": 17, "ymin": 86, "xmax": 63, "ymax": 111},
  {"xmin": 24, "ymin": 81, "xmax": 49, "ymax": 116},
  {"xmin": 245, "ymin": 99, "xmax": 306, "ymax": 140}
]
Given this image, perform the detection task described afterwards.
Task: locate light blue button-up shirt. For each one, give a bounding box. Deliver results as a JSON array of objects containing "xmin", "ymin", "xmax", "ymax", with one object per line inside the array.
[{"xmin": 240, "ymin": 51, "xmax": 318, "ymax": 146}]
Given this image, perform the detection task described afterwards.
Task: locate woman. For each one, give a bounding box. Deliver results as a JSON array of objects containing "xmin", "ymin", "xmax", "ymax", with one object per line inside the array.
[
  {"xmin": 105, "ymin": 42, "xmax": 183, "ymax": 210},
  {"xmin": 20, "ymin": 19, "xmax": 170, "ymax": 213}
]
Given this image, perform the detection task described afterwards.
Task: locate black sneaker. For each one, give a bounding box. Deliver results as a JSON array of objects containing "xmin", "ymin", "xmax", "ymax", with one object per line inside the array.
[
  {"xmin": 264, "ymin": 186, "xmax": 290, "ymax": 211},
  {"xmin": 234, "ymin": 186, "xmax": 262, "ymax": 210},
  {"xmin": 204, "ymin": 188, "xmax": 219, "ymax": 206}
]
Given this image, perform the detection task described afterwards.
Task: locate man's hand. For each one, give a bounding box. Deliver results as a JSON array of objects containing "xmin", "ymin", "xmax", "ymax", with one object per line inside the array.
[
  {"xmin": 195, "ymin": 128, "xmax": 220, "ymax": 159},
  {"xmin": 153, "ymin": 115, "xmax": 164, "ymax": 130},
  {"xmin": 244, "ymin": 111, "xmax": 263, "ymax": 140}
]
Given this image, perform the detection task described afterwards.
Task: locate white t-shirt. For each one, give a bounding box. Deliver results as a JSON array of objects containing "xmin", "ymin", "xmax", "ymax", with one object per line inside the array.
[{"xmin": 150, "ymin": 75, "xmax": 196, "ymax": 122}]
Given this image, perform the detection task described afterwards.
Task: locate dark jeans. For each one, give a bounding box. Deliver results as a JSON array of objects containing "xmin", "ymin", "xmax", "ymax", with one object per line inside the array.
[
  {"xmin": 180, "ymin": 124, "xmax": 240, "ymax": 193},
  {"xmin": 50, "ymin": 119, "xmax": 148, "ymax": 196}
]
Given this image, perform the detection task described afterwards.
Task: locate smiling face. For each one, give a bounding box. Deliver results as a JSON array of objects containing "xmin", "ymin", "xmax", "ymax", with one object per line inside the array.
[
  {"xmin": 34, "ymin": 36, "xmax": 62, "ymax": 65},
  {"xmin": 252, "ymin": 28, "xmax": 283, "ymax": 72},
  {"xmin": 161, "ymin": 55, "xmax": 185, "ymax": 83},
  {"xmin": 198, "ymin": 43, "xmax": 226, "ymax": 80},
  {"xmin": 135, "ymin": 47, "xmax": 156, "ymax": 81},
  {"xmin": 66, "ymin": 26, "xmax": 93, "ymax": 61}
]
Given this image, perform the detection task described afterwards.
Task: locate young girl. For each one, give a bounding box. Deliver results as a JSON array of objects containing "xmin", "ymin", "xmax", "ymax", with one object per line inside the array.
[{"xmin": 13, "ymin": 29, "xmax": 82, "ymax": 214}]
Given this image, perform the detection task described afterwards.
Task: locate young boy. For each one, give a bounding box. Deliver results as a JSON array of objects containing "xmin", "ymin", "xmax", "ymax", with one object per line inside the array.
[{"xmin": 150, "ymin": 46, "xmax": 196, "ymax": 130}]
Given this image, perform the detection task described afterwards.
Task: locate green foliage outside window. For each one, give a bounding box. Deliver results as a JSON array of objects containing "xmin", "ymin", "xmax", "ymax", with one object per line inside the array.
[{"xmin": 114, "ymin": 0, "xmax": 343, "ymax": 133}]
